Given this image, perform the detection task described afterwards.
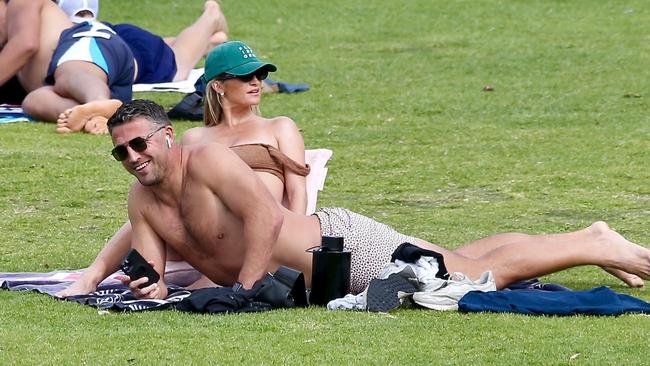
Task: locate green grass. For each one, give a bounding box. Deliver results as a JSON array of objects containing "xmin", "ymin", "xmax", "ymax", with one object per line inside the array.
[{"xmin": 2, "ymin": 0, "xmax": 650, "ymax": 364}]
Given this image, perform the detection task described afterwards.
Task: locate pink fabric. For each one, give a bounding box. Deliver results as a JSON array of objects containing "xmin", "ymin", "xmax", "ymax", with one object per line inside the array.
[
  {"xmin": 281, "ymin": 148, "xmax": 333, "ymax": 214},
  {"xmin": 304, "ymin": 148, "xmax": 333, "ymax": 214}
]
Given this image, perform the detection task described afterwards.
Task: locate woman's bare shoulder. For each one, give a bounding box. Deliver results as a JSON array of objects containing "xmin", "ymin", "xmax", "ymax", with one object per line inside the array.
[
  {"xmin": 181, "ymin": 126, "xmax": 214, "ymax": 146},
  {"xmin": 265, "ymin": 115, "xmax": 300, "ymax": 133}
]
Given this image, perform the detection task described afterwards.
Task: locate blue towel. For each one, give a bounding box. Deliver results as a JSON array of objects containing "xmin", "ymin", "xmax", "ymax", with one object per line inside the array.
[
  {"xmin": 0, "ymin": 104, "xmax": 33, "ymax": 124},
  {"xmin": 459, "ymin": 286, "xmax": 650, "ymax": 316}
]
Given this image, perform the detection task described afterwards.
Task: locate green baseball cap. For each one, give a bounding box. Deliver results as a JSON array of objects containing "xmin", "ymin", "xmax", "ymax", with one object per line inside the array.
[{"xmin": 203, "ymin": 41, "xmax": 277, "ymax": 82}]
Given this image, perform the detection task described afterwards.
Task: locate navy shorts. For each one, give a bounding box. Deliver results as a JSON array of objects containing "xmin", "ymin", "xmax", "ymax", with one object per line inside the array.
[
  {"xmin": 46, "ymin": 21, "xmax": 135, "ymax": 103},
  {"xmin": 111, "ymin": 23, "xmax": 177, "ymax": 84}
]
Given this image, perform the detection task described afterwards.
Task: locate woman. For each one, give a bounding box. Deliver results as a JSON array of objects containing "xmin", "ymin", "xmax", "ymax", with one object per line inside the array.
[
  {"xmin": 57, "ymin": 41, "xmax": 311, "ymax": 296},
  {"xmin": 184, "ymin": 40, "xmax": 308, "ymax": 213}
]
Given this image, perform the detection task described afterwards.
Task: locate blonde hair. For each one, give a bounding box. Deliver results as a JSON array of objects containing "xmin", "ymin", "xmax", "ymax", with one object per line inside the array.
[{"xmin": 203, "ymin": 79, "xmax": 262, "ymax": 127}]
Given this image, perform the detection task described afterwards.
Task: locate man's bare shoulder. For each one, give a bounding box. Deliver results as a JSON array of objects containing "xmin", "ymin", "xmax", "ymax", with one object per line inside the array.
[
  {"xmin": 184, "ymin": 143, "xmax": 247, "ymax": 181},
  {"xmin": 127, "ymin": 180, "xmax": 154, "ymax": 206}
]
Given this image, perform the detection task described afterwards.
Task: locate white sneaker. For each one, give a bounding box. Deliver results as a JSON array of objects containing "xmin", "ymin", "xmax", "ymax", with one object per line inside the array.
[{"xmin": 412, "ymin": 271, "xmax": 496, "ymax": 311}]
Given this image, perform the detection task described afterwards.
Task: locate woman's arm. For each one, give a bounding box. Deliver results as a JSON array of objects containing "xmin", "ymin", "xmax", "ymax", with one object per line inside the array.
[
  {"xmin": 274, "ymin": 117, "xmax": 308, "ymax": 214},
  {"xmin": 180, "ymin": 126, "xmax": 205, "ymax": 146},
  {"xmin": 56, "ymin": 221, "xmax": 132, "ymax": 297}
]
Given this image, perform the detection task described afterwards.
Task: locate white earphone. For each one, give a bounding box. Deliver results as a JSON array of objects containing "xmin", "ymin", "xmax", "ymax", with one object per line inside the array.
[{"xmin": 165, "ymin": 136, "xmax": 172, "ymax": 148}]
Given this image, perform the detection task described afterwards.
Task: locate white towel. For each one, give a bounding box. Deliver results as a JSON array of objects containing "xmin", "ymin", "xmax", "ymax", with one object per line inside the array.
[{"xmin": 132, "ymin": 68, "xmax": 204, "ymax": 93}]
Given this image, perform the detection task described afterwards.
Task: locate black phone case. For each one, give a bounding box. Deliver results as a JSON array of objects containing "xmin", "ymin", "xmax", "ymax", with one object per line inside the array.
[{"xmin": 120, "ymin": 249, "xmax": 160, "ymax": 289}]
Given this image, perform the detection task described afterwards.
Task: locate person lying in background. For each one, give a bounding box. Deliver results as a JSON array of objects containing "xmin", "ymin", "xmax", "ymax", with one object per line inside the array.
[
  {"xmin": 55, "ymin": 0, "xmax": 229, "ymax": 134},
  {"xmin": 0, "ymin": 0, "xmax": 134, "ymax": 133}
]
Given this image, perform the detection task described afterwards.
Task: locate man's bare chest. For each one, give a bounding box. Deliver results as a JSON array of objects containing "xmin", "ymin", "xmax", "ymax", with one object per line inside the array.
[{"xmin": 179, "ymin": 188, "xmax": 241, "ymax": 245}]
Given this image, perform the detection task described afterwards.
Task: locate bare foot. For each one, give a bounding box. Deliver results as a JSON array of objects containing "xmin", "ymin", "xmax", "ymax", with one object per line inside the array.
[
  {"xmin": 204, "ymin": 0, "xmax": 228, "ymax": 33},
  {"xmin": 56, "ymin": 109, "xmax": 75, "ymax": 133},
  {"xmin": 593, "ymin": 221, "xmax": 650, "ymax": 284},
  {"xmin": 55, "ymin": 279, "xmax": 97, "ymax": 298},
  {"xmin": 83, "ymin": 115, "xmax": 109, "ymax": 135},
  {"xmin": 204, "ymin": 0, "xmax": 221, "ymax": 15},
  {"xmin": 602, "ymin": 266, "xmax": 645, "ymax": 288},
  {"xmin": 56, "ymin": 99, "xmax": 122, "ymax": 134},
  {"xmin": 208, "ymin": 31, "xmax": 228, "ymax": 51},
  {"xmin": 582, "ymin": 222, "xmax": 645, "ymax": 287}
]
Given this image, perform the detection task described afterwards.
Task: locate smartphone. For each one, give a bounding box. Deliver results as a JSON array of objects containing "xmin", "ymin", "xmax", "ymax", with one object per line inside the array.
[{"xmin": 120, "ymin": 248, "xmax": 160, "ymax": 289}]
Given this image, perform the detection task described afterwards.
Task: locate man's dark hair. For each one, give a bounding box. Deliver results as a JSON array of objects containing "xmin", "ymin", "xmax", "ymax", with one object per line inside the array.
[{"xmin": 107, "ymin": 99, "xmax": 171, "ymax": 134}]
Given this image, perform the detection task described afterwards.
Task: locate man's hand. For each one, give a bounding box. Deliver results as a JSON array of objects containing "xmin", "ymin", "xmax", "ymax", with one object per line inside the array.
[
  {"xmin": 118, "ymin": 274, "xmax": 168, "ymax": 299},
  {"xmin": 117, "ymin": 261, "xmax": 168, "ymax": 299}
]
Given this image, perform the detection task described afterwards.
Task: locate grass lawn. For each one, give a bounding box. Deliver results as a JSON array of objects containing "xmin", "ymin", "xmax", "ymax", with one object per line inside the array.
[{"xmin": 2, "ymin": 0, "xmax": 650, "ymax": 364}]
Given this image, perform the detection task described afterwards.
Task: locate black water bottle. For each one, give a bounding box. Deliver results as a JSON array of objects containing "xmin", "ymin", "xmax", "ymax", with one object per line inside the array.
[{"xmin": 306, "ymin": 236, "xmax": 351, "ymax": 306}]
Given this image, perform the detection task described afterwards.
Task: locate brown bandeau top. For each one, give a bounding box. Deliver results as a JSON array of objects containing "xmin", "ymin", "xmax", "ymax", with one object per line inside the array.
[{"xmin": 230, "ymin": 143, "xmax": 310, "ymax": 184}]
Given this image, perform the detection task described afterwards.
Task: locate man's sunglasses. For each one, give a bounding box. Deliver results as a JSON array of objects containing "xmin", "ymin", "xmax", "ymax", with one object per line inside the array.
[
  {"xmin": 219, "ymin": 70, "xmax": 269, "ymax": 82},
  {"xmin": 111, "ymin": 126, "xmax": 166, "ymax": 161}
]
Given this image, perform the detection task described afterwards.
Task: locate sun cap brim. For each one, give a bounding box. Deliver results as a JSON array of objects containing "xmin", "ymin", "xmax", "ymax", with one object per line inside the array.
[
  {"xmin": 202, "ymin": 62, "xmax": 277, "ymax": 84},
  {"xmin": 227, "ymin": 62, "xmax": 277, "ymax": 76}
]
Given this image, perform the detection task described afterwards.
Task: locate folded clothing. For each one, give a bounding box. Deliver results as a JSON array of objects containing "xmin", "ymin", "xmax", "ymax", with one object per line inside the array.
[
  {"xmin": 175, "ymin": 286, "xmax": 272, "ymax": 314},
  {"xmin": 175, "ymin": 266, "xmax": 307, "ymax": 314},
  {"xmin": 328, "ymin": 242, "xmax": 494, "ymax": 312},
  {"xmin": 459, "ymin": 286, "xmax": 650, "ymax": 315}
]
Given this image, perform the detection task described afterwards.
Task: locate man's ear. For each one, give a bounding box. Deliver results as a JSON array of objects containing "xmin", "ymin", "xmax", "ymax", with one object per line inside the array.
[{"xmin": 165, "ymin": 126, "xmax": 175, "ymax": 138}]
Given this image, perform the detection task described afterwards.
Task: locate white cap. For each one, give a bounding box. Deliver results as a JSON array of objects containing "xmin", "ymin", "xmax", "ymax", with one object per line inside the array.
[{"xmin": 58, "ymin": 0, "xmax": 99, "ymax": 20}]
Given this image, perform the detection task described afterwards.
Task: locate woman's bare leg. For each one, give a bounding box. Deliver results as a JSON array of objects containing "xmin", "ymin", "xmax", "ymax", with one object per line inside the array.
[
  {"xmin": 414, "ymin": 221, "xmax": 650, "ymax": 289},
  {"xmin": 453, "ymin": 224, "xmax": 644, "ymax": 287}
]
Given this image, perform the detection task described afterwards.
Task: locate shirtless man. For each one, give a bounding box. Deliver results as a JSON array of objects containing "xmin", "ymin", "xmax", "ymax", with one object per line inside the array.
[
  {"xmin": 108, "ymin": 99, "xmax": 650, "ymax": 299},
  {"xmin": 55, "ymin": 0, "xmax": 228, "ymax": 134},
  {"xmin": 0, "ymin": 0, "xmax": 134, "ymax": 134}
]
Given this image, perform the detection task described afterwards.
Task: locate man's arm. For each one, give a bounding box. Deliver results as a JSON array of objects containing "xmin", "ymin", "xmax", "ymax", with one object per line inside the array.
[
  {"xmin": 0, "ymin": 0, "xmax": 42, "ymax": 86},
  {"xmin": 126, "ymin": 184, "xmax": 168, "ymax": 299},
  {"xmin": 192, "ymin": 144, "xmax": 284, "ymax": 289}
]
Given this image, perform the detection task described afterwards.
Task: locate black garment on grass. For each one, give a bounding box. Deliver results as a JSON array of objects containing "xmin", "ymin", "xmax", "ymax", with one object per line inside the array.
[
  {"xmin": 390, "ymin": 242, "xmax": 449, "ymax": 280},
  {"xmin": 0, "ymin": 76, "xmax": 27, "ymax": 105}
]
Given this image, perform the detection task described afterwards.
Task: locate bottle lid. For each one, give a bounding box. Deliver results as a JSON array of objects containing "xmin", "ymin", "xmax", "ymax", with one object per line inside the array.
[{"xmin": 321, "ymin": 236, "xmax": 344, "ymax": 251}]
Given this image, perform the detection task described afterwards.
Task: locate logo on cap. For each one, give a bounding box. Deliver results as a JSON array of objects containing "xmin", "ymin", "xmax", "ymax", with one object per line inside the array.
[{"xmin": 240, "ymin": 46, "xmax": 256, "ymax": 59}]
